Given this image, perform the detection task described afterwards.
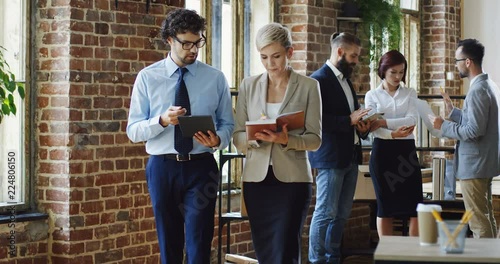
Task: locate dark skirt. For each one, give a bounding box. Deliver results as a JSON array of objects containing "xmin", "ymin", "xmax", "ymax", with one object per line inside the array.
[
  {"xmin": 370, "ymin": 138, "xmax": 423, "ymax": 217},
  {"xmin": 243, "ymin": 166, "xmax": 312, "ymax": 264}
]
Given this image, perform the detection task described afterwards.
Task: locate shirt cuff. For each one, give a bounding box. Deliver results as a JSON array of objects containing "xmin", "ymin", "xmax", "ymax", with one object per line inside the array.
[{"xmin": 151, "ymin": 115, "xmax": 166, "ymax": 132}]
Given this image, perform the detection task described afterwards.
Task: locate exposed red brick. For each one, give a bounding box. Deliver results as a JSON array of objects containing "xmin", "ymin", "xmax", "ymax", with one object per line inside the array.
[
  {"xmin": 95, "ymin": 172, "xmax": 125, "ymax": 186},
  {"xmin": 85, "ymin": 188, "xmax": 100, "ymax": 201},
  {"xmin": 95, "ymin": 147, "xmax": 124, "ymax": 159},
  {"xmin": 95, "ymin": 47, "xmax": 109, "ymax": 58},
  {"xmin": 105, "ymin": 198, "xmax": 120, "ymax": 210},
  {"xmin": 99, "ymin": 110, "xmax": 113, "ymax": 120},
  {"xmin": 81, "ymin": 201, "xmax": 104, "ymax": 214},
  {"xmin": 69, "ymin": 189, "xmax": 83, "ymax": 201},
  {"xmin": 95, "ymin": 249, "xmax": 122, "ymax": 262},
  {"xmin": 86, "ymin": 9, "xmax": 99, "ymax": 21},
  {"xmin": 70, "ymin": 175, "xmax": 95, "ymax": 188},
  {"xmin": 42, "ymin": 33, "xmax": 70, "ymax": 45},
  {"xmin": 52, "ymin": 242, "xmax": 70, "ymax": 255},
  {"xmin": 123, "ymin": 245, "xmax": 150, "ymax": 258},
  {"xmin": 85, "ymin": 59, "xmax": 101, "ymax": 71},
  {"xmin": 46, "ymin": 189, "xmax": 69, "ymax": 201},
  {"xmin": 70, "ymin": 33, "xmax": 84, "ymax": 45},
  {"xmin": 95, "ymin": 0, "xmax": 110, "ymax": 10},
  {"xmin": 39, "ymin": 162, "xmax": 68, "ymax": 174},
  {"xmin": 86, "ymin": 240, "xmax": 100, "ymax": 252}
]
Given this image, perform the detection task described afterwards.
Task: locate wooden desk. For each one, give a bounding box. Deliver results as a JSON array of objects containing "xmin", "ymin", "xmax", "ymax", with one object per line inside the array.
[{"xmin": 374, "ymin": 236, "xmax": 500, "ymax": 263}]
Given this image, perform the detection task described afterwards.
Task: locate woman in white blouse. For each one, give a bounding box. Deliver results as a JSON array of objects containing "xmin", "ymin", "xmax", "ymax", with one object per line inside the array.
[{"xmin": 364, "ymin": 50, "xmax": 423, "ymax": 237}]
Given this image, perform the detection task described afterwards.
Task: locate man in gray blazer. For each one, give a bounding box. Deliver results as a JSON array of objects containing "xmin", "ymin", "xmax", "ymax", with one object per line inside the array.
[{"xmin": 431, "ymin": 39, "xmax": 500, "ymax": 238}]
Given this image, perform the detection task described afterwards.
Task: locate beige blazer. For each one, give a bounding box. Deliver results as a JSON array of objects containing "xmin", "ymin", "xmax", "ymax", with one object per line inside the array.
[{"xmin": 233, "ymin": 70, "xmax": 322, "ymax": 183}]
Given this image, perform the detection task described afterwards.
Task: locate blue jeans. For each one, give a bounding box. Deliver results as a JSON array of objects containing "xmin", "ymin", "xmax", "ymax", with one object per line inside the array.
[{"xmin": 308, "ymin": 163, "xmax": 358, "ymax": 264}]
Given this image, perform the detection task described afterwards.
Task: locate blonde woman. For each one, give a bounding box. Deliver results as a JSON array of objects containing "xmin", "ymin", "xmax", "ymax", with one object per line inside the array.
[{"xmin": 233, "ymin": 23, "xmax": 322, "ymax": 264}]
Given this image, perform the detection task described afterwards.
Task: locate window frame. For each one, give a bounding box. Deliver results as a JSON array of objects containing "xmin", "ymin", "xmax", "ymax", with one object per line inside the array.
[
  {"xmin": 201, "ymin": 0, "xmax": 274, "ymax": 188},
  {"xmin": 0, "ymin": 0, "xmax": 32, "ymax": 212}
]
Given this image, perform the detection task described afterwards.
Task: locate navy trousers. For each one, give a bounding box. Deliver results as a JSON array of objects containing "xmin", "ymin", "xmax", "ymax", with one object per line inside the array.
[{"xmin": 146, "ymin": 154, "xmax": 219, "ymax": 264}]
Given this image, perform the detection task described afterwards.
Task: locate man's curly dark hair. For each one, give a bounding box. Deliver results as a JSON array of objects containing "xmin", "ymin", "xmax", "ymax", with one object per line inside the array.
[{"xmin": 161, "ymin": 9, "xmax": 206, "ymax": 43}]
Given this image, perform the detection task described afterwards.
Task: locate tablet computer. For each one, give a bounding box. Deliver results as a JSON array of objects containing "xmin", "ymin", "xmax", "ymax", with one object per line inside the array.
[{"xmin": 178, "ymin": 115, "xmax": 216, "ymax": 137}]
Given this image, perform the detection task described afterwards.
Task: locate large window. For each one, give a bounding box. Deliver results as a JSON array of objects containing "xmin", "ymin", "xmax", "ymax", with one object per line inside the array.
[
  {"xmin": 185, "ymin": 0, "xmax": 272, "ymax": 87},
  {"xmin": 0, "ymin": 0, "xmax": 28, "ymax": 208},
  {"xmin": 187, "ymin": 0, "xmax": 272, "ymax": 185},
  {"xmin": 400, "ymin": 0, "xmax": 420, "ymax": 91},
  {"xmin": 368, "ymin": 1, "xmax": 420, "ymax": 93}
]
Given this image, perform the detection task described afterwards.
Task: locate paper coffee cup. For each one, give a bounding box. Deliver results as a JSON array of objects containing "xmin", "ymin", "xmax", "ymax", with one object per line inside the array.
[{"xmin": 416, "ymin": 203, "xmax": 442, "ymax": 246}]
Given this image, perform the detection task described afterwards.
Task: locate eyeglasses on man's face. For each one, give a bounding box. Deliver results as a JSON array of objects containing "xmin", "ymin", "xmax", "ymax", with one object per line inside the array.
[
  {"xmin": 172, "ymin": 35, "xmax": 206, "ymax": 50},
  {"xmin": 455, "ymin": 58, "xmax": 467, "ymax": 64}
]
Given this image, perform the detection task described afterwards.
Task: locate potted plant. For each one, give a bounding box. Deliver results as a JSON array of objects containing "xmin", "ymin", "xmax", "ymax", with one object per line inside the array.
[
  {"xmin": 343, "ymin": 0, "xmax": 402, "ymax": 65},
  {"xmin": 0, "ymin": 46, "xmax": 25, "ymax": 124}
]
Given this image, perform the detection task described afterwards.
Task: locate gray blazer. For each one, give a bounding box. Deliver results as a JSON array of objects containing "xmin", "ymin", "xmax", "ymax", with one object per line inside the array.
[
  {"xmin": 233, "ymin": 70, "xmax": 322, "ymax": 183},
  {"xmin": 442, "ymin": 73, "xmax": 500, "ymax": 180}
]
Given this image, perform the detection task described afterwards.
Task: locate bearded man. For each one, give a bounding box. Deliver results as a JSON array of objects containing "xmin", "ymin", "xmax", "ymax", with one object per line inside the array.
[{"xmin": 307, "ymin": 32, "xmax": 371, "ymax": 264}]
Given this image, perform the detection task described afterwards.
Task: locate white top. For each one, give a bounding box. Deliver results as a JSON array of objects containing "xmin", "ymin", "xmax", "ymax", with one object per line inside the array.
[
  {"xmin": 326, "ymin": 60, "xmax": 359, "ymax": 144},
  {"xmin": 266, "ymin": 102, "xmax": 281, "ymax": 165},
  {"xmin": 364, "ymin": 83, "xmax": 418, "ymax": 140},
  {"xmin": 266, "ymin": 102, "xmax": 281, "ymax": 119}
]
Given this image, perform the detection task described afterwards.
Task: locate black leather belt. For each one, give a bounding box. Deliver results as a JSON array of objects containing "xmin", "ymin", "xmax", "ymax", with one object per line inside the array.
[{"xmin": 163, "ymin": 152, "xmax": 213, "ymax": 162}]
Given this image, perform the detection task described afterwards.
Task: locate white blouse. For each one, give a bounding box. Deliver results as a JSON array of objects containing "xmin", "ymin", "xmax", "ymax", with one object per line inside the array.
[{"xmin": 364, "ymin": 84, "xmax": 418, "ymax": 140}]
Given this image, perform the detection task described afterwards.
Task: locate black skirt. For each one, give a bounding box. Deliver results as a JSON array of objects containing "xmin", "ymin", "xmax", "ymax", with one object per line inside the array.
[
  {"xmin": 243, "ymin": 166, "xmax": 312, "ymax": 264},
  {"xmin": 370, "ymin": 138, "xmax": 423, "ymax": 217}
]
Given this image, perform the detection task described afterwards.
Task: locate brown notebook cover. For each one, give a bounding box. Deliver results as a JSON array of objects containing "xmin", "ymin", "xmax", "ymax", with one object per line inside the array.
[{"xmin": 245, "ymin": 110, "xmax": 305, "ymax": 140}]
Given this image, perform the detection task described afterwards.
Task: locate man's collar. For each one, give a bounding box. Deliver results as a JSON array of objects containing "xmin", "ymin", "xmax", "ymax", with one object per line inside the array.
[
  {"xmin": 469, "ymin": 72, "xmax": 486, "ymax": 87},
  {"xmin": 165, "ymin": 53, "xmax": 197, "ymax": 77},
  {"xmin": 326, "ymin": 60, "xmax": 344, "ymax": 80}
]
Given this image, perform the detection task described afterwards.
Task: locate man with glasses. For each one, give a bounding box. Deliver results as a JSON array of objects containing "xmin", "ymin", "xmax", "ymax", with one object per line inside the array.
[
  {"xmin": 431, "ymin": 39, "xmax": 500, "ymax": 238},
  {"xmin": 127, "ymin": 8, "xmax": 234, "ymax": 264}
]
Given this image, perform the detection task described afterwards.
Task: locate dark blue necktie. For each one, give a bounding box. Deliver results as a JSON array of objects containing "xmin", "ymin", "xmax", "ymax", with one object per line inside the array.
[{"xmin": 174, "ymin": 67, "xmax": 193, "ymax": 155}]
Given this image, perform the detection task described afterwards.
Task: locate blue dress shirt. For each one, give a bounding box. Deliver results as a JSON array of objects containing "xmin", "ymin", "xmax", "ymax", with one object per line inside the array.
[{"xmin": 127, "ymin": 55, "xmax": 234, "ymax": 155}]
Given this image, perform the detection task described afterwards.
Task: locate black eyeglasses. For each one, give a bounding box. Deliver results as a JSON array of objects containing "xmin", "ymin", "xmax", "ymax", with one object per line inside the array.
[
  {"xmin": 172, "ymin": 35, "xmax": 206, "ymax": 50},
  {"xmin": 455, "ymin": 58, "xmax": 467, "ymax": 64}
]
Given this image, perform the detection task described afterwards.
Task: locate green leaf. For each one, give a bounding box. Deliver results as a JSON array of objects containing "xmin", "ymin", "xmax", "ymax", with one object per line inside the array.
[
  {"xmin": 17, "ymin": 83, "xmax": 25, "ymax": 99},
  {"xmin": 8, "ymin": 93, "xmax": 14, "ymax": 104},
  {"xmin": 10, "ymin": 101, "xmax": 17, "ymax": 115},
  {"xmin": 0, "ymin": 45, "xmax": 26, "ymax": 123},
  {"xmin": 7, "ymin": 79, "xmax": 16, "ymax": 92},
  {"xmin": 2, "ymin": 101, "xmax": 10, "ymax": 115},
  {"xmin": 2, "ymin": 71, "xmax": 9, "ymax": 84}
]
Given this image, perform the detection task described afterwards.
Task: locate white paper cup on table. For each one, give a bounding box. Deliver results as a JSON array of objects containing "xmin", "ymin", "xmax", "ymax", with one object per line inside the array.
[{"xmin": 416, "ymin": 203, "xmax": 442, "ymax": 246}]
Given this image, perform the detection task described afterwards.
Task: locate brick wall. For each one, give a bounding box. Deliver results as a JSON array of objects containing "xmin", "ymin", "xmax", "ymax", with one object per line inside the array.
[
  {"xmin": 0, "ymin": 0, "xmax": 180, "ymax": 263},
  {"xmin": 0, "ymin": 220, "xmax": 49, "ymax": 262},
  {"xmin": 421, "ymin": 0, "xmax": 461, "ymax": 95},
  {"xmin": 420, "ymin": 0, "xmax": 461, "ymax": 164}
]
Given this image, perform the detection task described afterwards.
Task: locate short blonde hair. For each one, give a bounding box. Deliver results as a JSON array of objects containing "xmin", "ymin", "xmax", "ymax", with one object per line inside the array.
[{"xmin": 255, "ymin": 23, "xmax": 292, "ymax": 51}]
